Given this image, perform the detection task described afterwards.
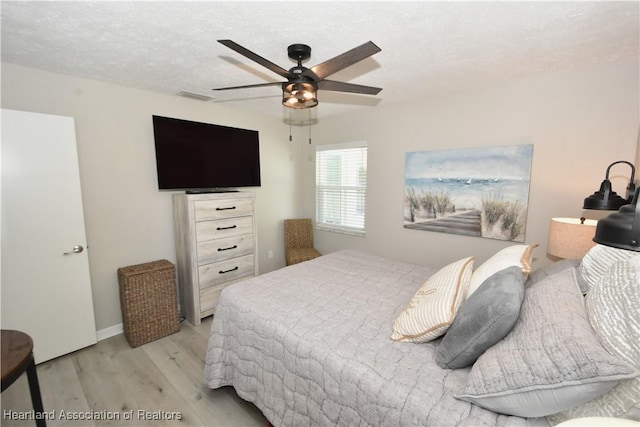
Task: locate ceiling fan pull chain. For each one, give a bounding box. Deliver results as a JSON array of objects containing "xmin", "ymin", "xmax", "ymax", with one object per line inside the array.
[
  {"xmin": 308, "ymin": 110, "xmax": 312, "ymax": 144},
  {"xmin": 289, "ymin": 109, "xmax": 293, "ymax": 142}
]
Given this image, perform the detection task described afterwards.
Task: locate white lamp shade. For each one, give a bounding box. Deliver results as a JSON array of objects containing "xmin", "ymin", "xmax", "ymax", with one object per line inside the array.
[{"xmin": 548, "ymin": 218, "xmax": 598, "ymax": 259}]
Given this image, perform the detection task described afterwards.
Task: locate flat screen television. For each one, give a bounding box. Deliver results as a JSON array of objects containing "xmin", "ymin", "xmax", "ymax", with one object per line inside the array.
[{"xmin": 152, "ymin": 115, "xmax": 261, "ymax": 192}]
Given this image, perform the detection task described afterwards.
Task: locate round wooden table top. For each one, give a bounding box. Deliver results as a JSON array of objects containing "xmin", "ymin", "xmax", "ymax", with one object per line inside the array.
[{"xmin": 1, "ymin": 330, "xmax": 34, "ymax": 385}]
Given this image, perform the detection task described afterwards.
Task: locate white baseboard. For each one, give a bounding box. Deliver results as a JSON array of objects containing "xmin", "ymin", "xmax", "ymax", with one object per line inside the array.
[{"xmin": 96, "ymin": 323, "xmax": 123, "ymax": 341}]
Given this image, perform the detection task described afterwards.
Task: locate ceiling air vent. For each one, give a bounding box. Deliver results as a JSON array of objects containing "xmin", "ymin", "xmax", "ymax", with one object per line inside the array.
[{"xmin": 177, "ymin": 91, "xmax": 213, "ymax": 101}]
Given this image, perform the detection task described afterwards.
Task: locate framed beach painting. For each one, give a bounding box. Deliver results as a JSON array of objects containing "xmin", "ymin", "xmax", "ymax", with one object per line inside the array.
[{"xmin": 404, "ymin": 144, "xmax": 533, "ymax": 242}]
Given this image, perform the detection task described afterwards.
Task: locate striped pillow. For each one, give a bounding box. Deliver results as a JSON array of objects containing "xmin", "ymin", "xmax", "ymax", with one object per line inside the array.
[
  {"xmin": 579, "ymin": 244, "xmax": 637, "ymax": 292},
  {"xmin": 391, "ymin": 257, "xmax": 474, "ymax": 343}
]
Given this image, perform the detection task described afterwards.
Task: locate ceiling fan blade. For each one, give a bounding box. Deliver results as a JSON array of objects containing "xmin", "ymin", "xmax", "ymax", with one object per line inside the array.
[
  {"xmin": 310, "ymin": 41, "xmax": 381, "ymax": 80},
  {"xmin": 218, "ymin": 40, "xmax": 291, "ymax": 79},
  {"xmin": 318, "ymin": 80, "xmax": 382, "ymax": 95},
  {"xmin": 212, "ymin": 81, "xmax": 284, "ymax": 91}
]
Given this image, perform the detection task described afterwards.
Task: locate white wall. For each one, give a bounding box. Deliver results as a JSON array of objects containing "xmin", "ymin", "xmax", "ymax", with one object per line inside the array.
[
  {"xmin": 300, "ymin": 60, "xmax": 639, "ymax": 269},
  {"xmin": 1, "ymin": 63, "xmax": 300, "ymax": 331}
]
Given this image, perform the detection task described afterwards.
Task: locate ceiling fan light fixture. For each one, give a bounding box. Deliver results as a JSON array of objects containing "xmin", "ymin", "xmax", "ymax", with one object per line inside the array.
[
  {"xmin": 216, "ymin": 40, "xmax": 382, "ymax": 110},
  {"xmin": 283, "ymin": 82, "xmax": 318, "ymax": 109}
]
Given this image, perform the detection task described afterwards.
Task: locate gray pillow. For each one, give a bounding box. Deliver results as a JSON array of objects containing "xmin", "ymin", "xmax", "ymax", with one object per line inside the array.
[
  {"xmin": 548, "ymin": 256, "xmax": 640, "ymax": 424},
  {"xmin": 456, "ymin": 267, "xmax": 638, "ymax": 418},
  {"xmin": 527, "ymin": 259, "xmax": 589, "ymax": 294},
  {"xmin": 435, "ymin": 266, "xmax": 524, "ymax": 369},
  {"xmin": 527, "ymin": 259, "xmax": 580, "ymax": 285}
]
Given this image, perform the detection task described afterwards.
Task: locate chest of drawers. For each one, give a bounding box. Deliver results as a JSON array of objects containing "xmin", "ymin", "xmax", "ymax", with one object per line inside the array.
[{"xmin": 173, "ymin": 192, "xmax": 258, "ymax": 325}]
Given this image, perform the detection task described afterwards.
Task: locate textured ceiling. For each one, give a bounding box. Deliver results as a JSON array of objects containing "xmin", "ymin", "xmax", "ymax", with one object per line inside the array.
[{"xmin": 2, "ymin": 1, "xmax": 639, "ymax": 122}]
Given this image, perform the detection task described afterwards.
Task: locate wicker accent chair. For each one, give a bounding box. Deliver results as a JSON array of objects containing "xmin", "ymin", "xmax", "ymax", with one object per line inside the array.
[{"xmin": 284, "ymin": 218, "xmax": 321, "ymax": 266}]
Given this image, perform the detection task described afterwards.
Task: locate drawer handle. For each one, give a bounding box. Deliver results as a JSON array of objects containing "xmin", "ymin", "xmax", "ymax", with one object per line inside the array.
[
  {"xmin": 216, "ymin": 206, "xmax": 236, "ymax": 211},
  {"xmin": 217, "ymin": 225, "xmax": 237, "ymax": 231},
  {"xmin": 219, "ymin": 266, "xmax": 239, "ymax": 274},
  {"xmin": 218, "ymin": 245, "xmax": 238, "ymax": 252}
]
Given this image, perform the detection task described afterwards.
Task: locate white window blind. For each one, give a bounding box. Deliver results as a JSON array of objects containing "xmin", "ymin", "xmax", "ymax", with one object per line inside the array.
[{"xmin": 315, "ymin": 142, "xmax": 367, "ymax": 235}]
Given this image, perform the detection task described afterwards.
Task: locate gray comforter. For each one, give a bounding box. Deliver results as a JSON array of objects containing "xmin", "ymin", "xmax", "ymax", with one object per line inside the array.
[{"xmin": 203, "ymin": 250, "xmax": 538, "ymax": 426}]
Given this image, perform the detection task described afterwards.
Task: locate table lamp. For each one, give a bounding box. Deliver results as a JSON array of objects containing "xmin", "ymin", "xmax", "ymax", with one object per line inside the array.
[{"xmin": 548, "ymin": 217, "xmax": 598, "ymax": 259}]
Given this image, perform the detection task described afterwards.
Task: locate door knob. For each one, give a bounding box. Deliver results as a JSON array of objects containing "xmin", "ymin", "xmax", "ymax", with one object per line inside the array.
[{"xmin": 63, "ymin": 245, "xmax": 84, "ymax": 255}]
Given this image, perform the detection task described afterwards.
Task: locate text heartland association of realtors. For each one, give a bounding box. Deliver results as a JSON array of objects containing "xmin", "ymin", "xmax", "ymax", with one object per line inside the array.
[{"xmin": 2, "ymin": 409, "xmax": 183, "ymax": 421}]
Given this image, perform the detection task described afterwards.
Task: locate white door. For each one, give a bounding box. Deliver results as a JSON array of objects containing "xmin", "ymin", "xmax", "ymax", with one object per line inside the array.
[{"xmin": 1, "ymin": 109, "xmax": 97, "ymax": 363}]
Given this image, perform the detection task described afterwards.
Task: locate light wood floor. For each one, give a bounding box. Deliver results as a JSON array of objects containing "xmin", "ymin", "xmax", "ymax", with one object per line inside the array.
[{"xmin": 1, "ymin": 317, "xmax": 268, "ymax": 427}]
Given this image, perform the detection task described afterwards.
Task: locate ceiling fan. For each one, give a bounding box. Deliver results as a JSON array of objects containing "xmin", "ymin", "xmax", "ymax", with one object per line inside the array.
[{"xmin": 213, "ymin": 40, "xmax": 382, "ymax": 109}]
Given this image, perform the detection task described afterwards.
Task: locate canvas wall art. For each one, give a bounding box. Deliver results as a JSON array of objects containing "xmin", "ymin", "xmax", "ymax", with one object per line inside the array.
[{"xmin": 404, "ymin": 144, "xmax": 533, "ymax": 242}]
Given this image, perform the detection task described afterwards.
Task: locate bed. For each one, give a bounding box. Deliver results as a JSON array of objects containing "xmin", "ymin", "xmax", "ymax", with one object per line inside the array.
[{"xmin": 203, "ymin": 248, "xmax": 639, "ymax": 426}]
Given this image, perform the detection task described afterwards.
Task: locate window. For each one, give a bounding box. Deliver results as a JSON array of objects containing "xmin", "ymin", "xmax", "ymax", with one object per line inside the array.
[{"xmin": 315, "ymin": 141, "xmax": 367, "ymax": 235}]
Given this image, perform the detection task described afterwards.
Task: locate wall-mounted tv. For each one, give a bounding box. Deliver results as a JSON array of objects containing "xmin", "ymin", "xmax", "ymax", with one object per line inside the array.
[{"xmin": 152, "ymin": 115, "xmax": 261, "ymax": 192}]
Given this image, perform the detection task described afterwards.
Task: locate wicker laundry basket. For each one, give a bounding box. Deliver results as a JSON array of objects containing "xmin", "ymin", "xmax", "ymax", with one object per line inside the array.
[{"xmin": 117, "ymin": 259, "xmax": 181, "ymax": 347}]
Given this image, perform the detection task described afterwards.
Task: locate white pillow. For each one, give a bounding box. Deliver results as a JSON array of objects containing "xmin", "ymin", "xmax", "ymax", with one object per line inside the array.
[
  {"xmin": 579, "ymin": 244, "xmax": 637, "ymax": 292},
  {"xmin": 548, "ymin": 256, "xmax": 640, "ymax": 425},
  {"xmin": 466, "ymin": 243, "xmax": 538, "ymax": 298},
  {"xmin": 391, "ymin": 257, "xmax": 474, "ymax": 343}
]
